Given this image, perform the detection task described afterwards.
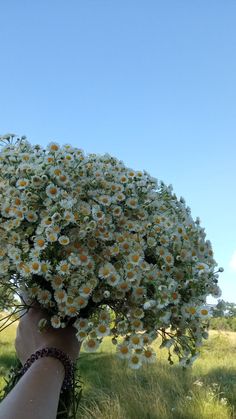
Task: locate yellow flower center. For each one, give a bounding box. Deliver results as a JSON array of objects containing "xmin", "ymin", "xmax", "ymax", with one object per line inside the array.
[
  {"xmin": 54, "ymin": 169, "xmax": 61, "ymax": 176},
  {"xmin": 37, "ymin": 239, "xmax": 45, "ymax": 247},
  {"xmin": 88, "ymin": 339, "xmax": 96, "ymax": 348},
  {"xmin": 83, "ymin": 287, "xmax": 91, "ymax": 294},
  {"xmin": 50, "ymin": 144, "xmax": 59, "ymax": 151},
  {"xmin": 201, "ymin": 309, "xmax": 208, "ymax": 316},
  {"xmin": 144, "ymin": 350, "xmax": 152, "ymax": 358},
  {"xmin": 49, "ymin": 187, "xmax": 57, "ymax": 195},
  {"xmin": 98, "ymin": 325, "xmax": 107, "ymax": 333}
]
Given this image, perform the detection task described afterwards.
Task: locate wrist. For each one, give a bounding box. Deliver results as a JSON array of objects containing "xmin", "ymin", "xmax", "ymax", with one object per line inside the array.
[
  {"xmin": 19, "ymin": 347, "xmax": 74, "ymax": 391},
  {"xmin": 30, "ymin": 356, "xmax": 65, "ymax": 380}
]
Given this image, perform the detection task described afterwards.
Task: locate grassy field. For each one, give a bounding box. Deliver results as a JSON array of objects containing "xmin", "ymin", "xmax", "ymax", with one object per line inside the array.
[{"xmin": 0, "ymin": 321, "xmax": 235, "ymax": 419}]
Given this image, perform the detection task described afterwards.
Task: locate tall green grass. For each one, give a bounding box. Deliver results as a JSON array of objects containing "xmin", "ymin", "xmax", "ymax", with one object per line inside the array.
[{"xmin": 0, "ymin": 321, "xmax": 235, "ymax": 419}]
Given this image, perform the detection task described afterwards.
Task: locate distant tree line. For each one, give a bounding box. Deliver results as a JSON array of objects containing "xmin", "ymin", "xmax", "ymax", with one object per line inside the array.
[
  {"xmin": 210, "ymin": 300, "xmax": 236, "ymax": 332},
  {"xmin": 212, "ymin": 300, "xmax": 236, "ymax": 318}
]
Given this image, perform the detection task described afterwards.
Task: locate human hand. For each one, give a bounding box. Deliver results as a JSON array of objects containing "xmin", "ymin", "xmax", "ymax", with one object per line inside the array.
[{"xmin": 15, "ymin": 307, "xmax": 81, "ymax": 365}]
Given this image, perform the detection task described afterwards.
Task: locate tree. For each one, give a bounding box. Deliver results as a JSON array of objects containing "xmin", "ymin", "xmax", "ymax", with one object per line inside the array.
[{"xmin": 212, "ymin": 300, "xmax": 236, "ymax": 318}]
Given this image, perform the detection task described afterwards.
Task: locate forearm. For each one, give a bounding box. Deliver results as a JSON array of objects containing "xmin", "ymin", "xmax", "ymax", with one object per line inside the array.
[{"xmin": 0, "ymin": 357, "xmax": 65, "ymax": 419}]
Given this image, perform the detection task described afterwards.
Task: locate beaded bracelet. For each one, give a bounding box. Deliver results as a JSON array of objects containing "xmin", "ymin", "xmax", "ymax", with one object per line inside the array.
[{"xmin": 19, "ymin": 347, "xmax": 74, "ymax": 391}]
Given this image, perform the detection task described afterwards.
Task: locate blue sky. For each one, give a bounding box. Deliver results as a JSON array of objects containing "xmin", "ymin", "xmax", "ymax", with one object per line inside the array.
[{"xmin": 1, "ymin": 1, "xmax": 236, "ymax": 302}]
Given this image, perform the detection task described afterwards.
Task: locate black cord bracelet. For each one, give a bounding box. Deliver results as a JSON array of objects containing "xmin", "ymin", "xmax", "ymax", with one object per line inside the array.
[{"xmin": 19, "ymin": 347, "xmax": 74, "ymax": 391}]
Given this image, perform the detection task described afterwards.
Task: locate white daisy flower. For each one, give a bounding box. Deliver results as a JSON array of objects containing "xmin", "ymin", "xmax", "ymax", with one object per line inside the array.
[
  {"xmin": 76, "ymin": 330, "xmax": 87, "ymax": 341},
  {"xmin": 128, "ymin": 354, "xmax": 142, "ymax": 369},
  {"xmin": 114, "ymin": 192, "xmax": 126, "ymax": 202},
  {"xmin": 47, "ymin": 142, "xmax": 60, "ymax": 152},
  {"xmin": 128, "ymin": 253, "xmax": 143, "ymax": 265},
  {"xmin": 27, "ymin": 285, "xmax": 40, "ymax": 299},
  {"xmin": 74, "ymin": 295, "xmax": 89, "ymax": 309},
  {"xmin": 34, "ymin": 236, "xmax": 47, "ymax": 250},
  {"xmin": 8, "ymin": 248, "xmax": 22, "ymax": 263},
  {"xmin": 54, "ymin": 289, "xmax": 67, "ymax": 303},
  {"xmin": 46, "ymin": 184, "xmax": 60, "ymax": 200},
  {"xmin": 96, "ymin": 324, "xmax": 110, "ymax": 337},
  {"xmin": 99, "ymin": 195, "xmax": 112, "ymax": 206},
  {"xmin": 51, "ymin": 275, "xmax": 64, "ymax": 289},
  {"xmin": 141, "ymin": 334, "xmax": 153, "ymax": 346},
  {"xmin": 63, "ymin": 211, "xmax": 75, "ymax": 223},
  {"xmin": 126, "ymin": 197, "xmax": 138, "ymax": 209},
  {"xmin": 30, "ymin": 260, "xmax": 41, "ymax": 274},
  {"xmin": 65, "ymin": 305, "xmax": 78, "ymax": 317},
  {"xmin": 41, "ymin": 260, "xmax": 51, "ymax": 276},
  {"xmin": 196, "ymin": 262, "xmax": 210, "ymax": 274},
  {"xmin": 99, "ymin": 310, "xmax": 111, "ymax": 322},
  {"xmin": 112, "ymin": 206, "xmax": 123, "ymax": 217},
  {"xmin": 142, "ymin": 348, "xmax": 156, "ymax": 364},
  {"xmin": 50, "ymin": 166, "xmax": 62, "ymax": 177},
  {"xmin": 16, "ymin": 178, "xmax": 29, "ymax": 189},
  {"xmin": 51, "ymin": 315, "xmax": 61, "ymax": 328},
  {"xmin": 119, "ymin": 174, "xmax": 128, "ymax": 184},
  {"xmin": 92, "ymin": 206, "xmax": 105, "ymax": 221},
  {"xmin": 46, "ymin": 229, "xmax": 58, "ymax": 243},
  {"xmin": 164, "ymin": 253, "xmax": 174, "ymax": 266},
  {"xmin": 98, "ymin": 263, "xmax": 115, "ymax": 279},
  {"xmin": 198, "ymin": 306, "xmax": 211, "ymax": 319},
  {"xmin": 107, "ymin": 272, "xmax": 120, "ymax": 287},
  {"xmin": 130, "ymin": 334, "xmax": 143, "ymax": 349},
  {"xmin": 56, "ymin": 260, "xmax": 70, "ymax": 275},
  {"xmin": 38, "ymin": 289, "xmax": 52, "ymax": 305},
  {"xmin": 68, "ymin": 254, "xmax": 80, "ymax": 266},
  {"xmin": 79, "ymin": 284, "xmax": 93, "ymax": 298},
  {"xmin": 130, "ymin": 319, "xmax": 143, "ymax": 331},
  {"xmin": 77, "ymin": 253, "xmax": 91, "ymax": 266},
  {"xmin": 83, "ymin": 338, "xmax": 100, "ymax": 352},
  {"xmin": 58, "ymin": 235, "xmax": 70, "ymax": 246},
  {"xmin": 18, "ymin": 262, "xmax": 31, "ymax": 277},
  {"xmin": 182, "ymin": 305, "xmax": 197, "ymax": 317},
  {"xmin": 41, "ymin": 217, "xmax": 53, "ymax": 228},
  {"xmin": 57, "ymin": 174, "xmax": 70, "ymax": 186},
  {"xmin": 117, "ymin": 343, "xmax": 130, "ymax": 359},
  {"xmin": 127, "ymin": 169, "xmax": 136, "ymax": 178},
  {"xmin": 74, "ymin": 318, "xmax": 89, "ymax": 330},
  {"xmin": 29, "ymin": 249, "xmax": 41, "ymax": 259},
  {"xmin": 25, "ymin": 211, "xmax": 38, "ymax": 222}
]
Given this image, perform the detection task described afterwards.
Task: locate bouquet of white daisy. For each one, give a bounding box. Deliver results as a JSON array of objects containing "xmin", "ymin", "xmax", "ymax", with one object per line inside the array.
[{"xmin": 0, "ymin": 134, "xmax": 222, "ymax": 416}]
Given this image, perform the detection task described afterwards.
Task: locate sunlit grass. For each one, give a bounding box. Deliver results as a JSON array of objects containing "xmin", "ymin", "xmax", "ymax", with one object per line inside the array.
[
  {"xmin": 0, "ymin": 316, "xmax": 18, "ymax": 390},
  {"xmin": 0, "ymin": 318, "xmax": 235, "ymax": 418}
]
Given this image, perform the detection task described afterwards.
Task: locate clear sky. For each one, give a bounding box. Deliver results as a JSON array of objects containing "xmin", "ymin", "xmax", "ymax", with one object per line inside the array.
[{"xmin": 1, "ymin": 1, "xmax": 235, "ymax": 303}]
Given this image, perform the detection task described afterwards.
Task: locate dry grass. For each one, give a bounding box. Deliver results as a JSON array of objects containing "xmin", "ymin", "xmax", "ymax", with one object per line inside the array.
[{"xmin": 0, "ymin": 319, "xmax": 235, "ymax": 418}]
